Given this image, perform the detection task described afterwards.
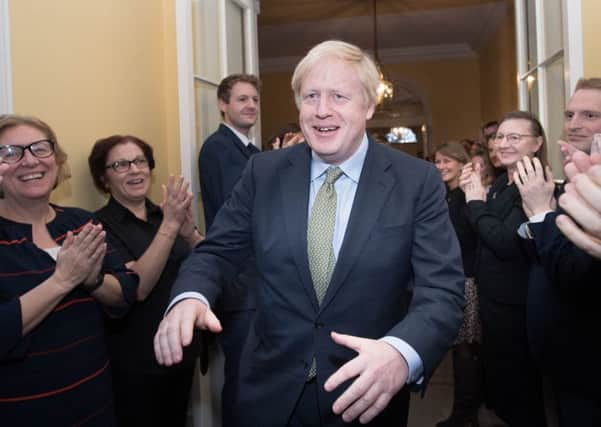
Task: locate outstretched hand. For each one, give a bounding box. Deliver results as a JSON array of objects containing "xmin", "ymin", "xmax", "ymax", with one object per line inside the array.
[
  {"xmin": 324, "ymin": 332, "xmax": 408, "ymax": 424},
  {"xmin": 154, "ymin": 298, "xmax": 222, "ymax": 366}
]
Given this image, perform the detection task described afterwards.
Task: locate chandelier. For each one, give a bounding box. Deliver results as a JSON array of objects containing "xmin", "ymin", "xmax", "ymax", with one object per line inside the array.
[{"xmin": 372, "ymin": 0, "xmax": 393, "ymax": 105}]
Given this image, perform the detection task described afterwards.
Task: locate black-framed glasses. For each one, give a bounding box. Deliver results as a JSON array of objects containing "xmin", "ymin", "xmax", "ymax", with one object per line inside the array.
[
  {"xmin": 494, "ymin": 133, "xmax": 537, "ymax": 145},
  {"xmin": 0, "ymin": 139, "xmax": 55, "ymax": 164},
  {"xmin": 105, "ymin": 156, "xmax": 149, "ymax": 173}
]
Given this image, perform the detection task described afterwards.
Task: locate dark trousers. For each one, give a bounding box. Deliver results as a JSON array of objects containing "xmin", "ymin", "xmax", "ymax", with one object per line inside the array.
[
  {"xmin": 554, "ymin": 387, "xmax": 601, "ymax": 427},
  {"xmin": 479, "ymin": 295, "xmax": 547, "ymax": 427},
  {"xmin": 111, "ymin": 366, "xmax": 194, "ymax": 427},
  {"xmin": 287, "ymin": 379, "xmax": 410, "ymax": 427},
  {"xmin": 219, "ymin": 309, "xmax": 255, "ymax": 427}
]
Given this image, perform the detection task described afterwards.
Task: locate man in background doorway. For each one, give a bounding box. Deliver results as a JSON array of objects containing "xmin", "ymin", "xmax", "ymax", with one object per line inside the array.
[{"xmin": 197, "ymin": 73, "xmax": 260, "ymax": 426}]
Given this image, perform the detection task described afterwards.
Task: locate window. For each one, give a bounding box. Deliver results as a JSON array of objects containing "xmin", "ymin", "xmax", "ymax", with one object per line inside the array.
[{"xmin": 515, "ymin": 0, "xmax": 583, "ymax": 175}]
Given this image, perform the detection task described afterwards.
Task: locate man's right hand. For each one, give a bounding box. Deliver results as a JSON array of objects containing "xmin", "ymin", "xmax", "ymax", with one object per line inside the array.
[{"xmin": 154, "ymin": 298, "xmax": 222, "ymax": 366}]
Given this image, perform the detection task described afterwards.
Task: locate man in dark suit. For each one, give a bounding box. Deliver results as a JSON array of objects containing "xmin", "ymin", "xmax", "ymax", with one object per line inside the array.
[
  {"xmin": 515, "ymin": 78, "xmax": 601, "ymax": 426},
  {"xmin": 197, "ymin": 74, "xmax": 260, "ymax": 425},
  {"xmin": 156, "ymin": 40, "xmax": 465, "ymax": 427}
]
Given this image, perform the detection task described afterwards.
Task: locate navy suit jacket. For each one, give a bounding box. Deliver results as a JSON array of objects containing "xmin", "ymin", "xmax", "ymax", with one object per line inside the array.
[
  {"xmin": 198, "ymin": 123, "xmax": 256, "ymax": 311},
  {"xmin": 178, "ymin": 139, "xmax": 464, "ymax": 426},
  {"xmin": 527, "ymin": 211, "xmax": 601, "ymax": 397}
]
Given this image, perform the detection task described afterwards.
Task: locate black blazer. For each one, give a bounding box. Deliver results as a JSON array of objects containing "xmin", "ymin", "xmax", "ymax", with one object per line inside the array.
[
  {"xmin": 198, "ymin": 123, "xmax": 257, "ymax": 311},
  {"xmin": 467, "ymin": 173, "xmax": 530, "ymax": 304},
  {"xmin": 177, "ymin": 139, "xmax": 465, "ymax": 426}
]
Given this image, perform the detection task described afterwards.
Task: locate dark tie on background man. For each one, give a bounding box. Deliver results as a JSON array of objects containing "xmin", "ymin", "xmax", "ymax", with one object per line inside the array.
[{"xmin": 247, "ymin": 143, "xmax": 259, "ymax": 154}]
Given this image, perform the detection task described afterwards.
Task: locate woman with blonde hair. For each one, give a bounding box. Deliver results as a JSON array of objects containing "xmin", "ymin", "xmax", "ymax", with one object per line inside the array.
[{"xmin": 0, "ymin": 115, "xmax": 138, "ymax": 425}]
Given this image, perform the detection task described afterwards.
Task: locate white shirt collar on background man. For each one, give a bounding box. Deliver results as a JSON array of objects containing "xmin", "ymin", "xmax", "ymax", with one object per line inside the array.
[{"xmin": 224, "ymin": 122, "xmax": 255, "ymax": 148}]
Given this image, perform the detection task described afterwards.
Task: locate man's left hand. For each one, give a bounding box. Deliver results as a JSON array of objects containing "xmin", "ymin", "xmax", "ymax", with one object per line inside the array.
[{"xmin": 325, "ymin": 332, "xmax": 408, "ymax": 424}]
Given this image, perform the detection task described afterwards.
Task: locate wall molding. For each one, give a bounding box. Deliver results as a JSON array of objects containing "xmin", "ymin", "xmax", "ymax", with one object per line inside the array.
[{"xmin": 260, "ymin": 43, "xmax": 476, "ymax": 73}]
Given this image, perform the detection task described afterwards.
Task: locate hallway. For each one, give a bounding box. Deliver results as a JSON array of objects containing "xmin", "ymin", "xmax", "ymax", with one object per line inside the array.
[{"xmin": 408, "ymin": 352, "xmax": 508, "ymax": 427}]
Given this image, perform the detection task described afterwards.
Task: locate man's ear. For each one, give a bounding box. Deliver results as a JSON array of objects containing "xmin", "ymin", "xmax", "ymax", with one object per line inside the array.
[{"xmin": 365, "ymin": 103, "xmax": 376, "ymax": 120}]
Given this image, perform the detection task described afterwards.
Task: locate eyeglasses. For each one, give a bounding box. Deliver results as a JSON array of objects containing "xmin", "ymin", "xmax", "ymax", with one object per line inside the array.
[
  {"xmin": 0, "ymin": 139, "xmax": 55, "ymax": 164},
  {"xmin": 493, "ymin": 133, "xmax": 537, "ymax": 145},
  {"xmin": 105, "ymin": 156, "xmax": 149, "ymax": 173}
]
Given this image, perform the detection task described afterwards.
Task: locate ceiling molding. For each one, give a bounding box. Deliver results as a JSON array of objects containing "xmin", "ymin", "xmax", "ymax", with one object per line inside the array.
[{"xmin": 260, "ymin": 43, "xmax": 476, "ymax": 73}]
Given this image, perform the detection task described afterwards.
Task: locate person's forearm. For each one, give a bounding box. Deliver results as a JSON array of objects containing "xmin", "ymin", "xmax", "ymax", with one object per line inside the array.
[
  {"xmin": 130, "ymin": 222, "xmax": 178, "ymax": 300},
  {"xmin": 89, "ymin": 274, "xmax": 128, "ymax": 307},
  {"xmin": 20, "ymin": 275, "xmax": 72, "ymax": 335}
]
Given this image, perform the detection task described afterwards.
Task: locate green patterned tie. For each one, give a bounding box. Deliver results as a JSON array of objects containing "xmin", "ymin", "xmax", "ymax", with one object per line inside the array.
[
  {"xmin": 307, "ymin": 166, "xmax": 344, "ymax": 304},
  {"xmin": 307, "ymin": 166, "xmax": 343, "ymax": 379}
]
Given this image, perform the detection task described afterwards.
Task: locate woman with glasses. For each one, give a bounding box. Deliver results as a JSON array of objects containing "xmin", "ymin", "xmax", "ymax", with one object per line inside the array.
[
  {"xmin": 0, "ymin": 115, "xmax": 138, "ymax": 425},
  {"xmin": 88, "ymin": 135, "xmax": 203, "ymax": 427},
  {"xmin": 459, "ymin": 111, "xmax": 548, "ymax": 427}
]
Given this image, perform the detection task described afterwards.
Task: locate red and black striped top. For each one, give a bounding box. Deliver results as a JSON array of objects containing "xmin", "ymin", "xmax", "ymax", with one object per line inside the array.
[{"xmin": 0, "ymin": 205, "xmax": 138, "ymax": 426}]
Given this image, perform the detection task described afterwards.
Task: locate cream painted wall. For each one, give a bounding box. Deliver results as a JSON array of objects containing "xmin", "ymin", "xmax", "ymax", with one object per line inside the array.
[
  {"xmin": 581, "ymin": 0, "xmax": 601, "ymax": 76},
  {"xmin": 261, "ymin": 58, "xmax": 482, "ymax": 152},
  {"xmin": 9, "ymin": 0, "xmax": 180, "ymax": 211},
  {"xmin": 478, "ymin": 1, "xmax": 517, "ymax": 123}
]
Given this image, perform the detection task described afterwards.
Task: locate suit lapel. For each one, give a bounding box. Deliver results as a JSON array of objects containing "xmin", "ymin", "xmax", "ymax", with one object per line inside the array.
[
  {"xmin": 280, "ymin": 145, "xmax": 320, "ymax": 311},
  {"xmin": 219, "ymin": 124, "xmax": 251, "ymax": 159},
  {"xmin": 321, "ymin": 141, "xmax": 395, "ymax": 311}
]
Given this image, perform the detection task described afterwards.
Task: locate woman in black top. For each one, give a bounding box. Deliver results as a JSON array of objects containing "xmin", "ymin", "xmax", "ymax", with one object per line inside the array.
[
  {"xmin": 88, "ymin": 135, "xmax": 203, "ymax": 427},
  {"xmin": 460, "ymin": 111, "xmax": 548, "ymax": 427},
  {"xmin": 434, "ymin": 142, "xmax": 480, "ymax": 427}
]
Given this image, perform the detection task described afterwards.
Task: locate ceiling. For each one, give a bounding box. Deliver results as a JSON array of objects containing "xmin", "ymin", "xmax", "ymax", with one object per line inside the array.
[{"xmin": 258, "ymin": 0, "xmax": 509, "ymax": 72}]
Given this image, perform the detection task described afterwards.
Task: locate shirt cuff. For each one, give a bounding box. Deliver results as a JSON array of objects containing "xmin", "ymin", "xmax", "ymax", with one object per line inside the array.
[
  {"xmin": 165, "ymin": 292, "xmax": 210, "ymax": 315},
  {"xmin": 528, "ymin": 210, "xmax": 553, "ymax": 223},
  {"xmin": 380, "ymin": 336, "xmax": 424, "ymax": 384}
]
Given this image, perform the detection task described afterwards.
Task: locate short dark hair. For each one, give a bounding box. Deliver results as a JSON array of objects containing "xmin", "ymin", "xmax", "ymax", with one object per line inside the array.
[
  {"xmin": 88, "ymin": 135, "xmax": 155, "ymax": 193},
  {"xmin": 217, "ymin": 74, "xmax": 261, "ymax": 104}
]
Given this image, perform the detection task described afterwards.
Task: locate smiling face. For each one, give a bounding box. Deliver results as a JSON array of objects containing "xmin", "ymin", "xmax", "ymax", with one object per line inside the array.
[
  {"xmin": 564, "ymin": 88, "xmax": 601, "ymax": 153},
  {"xmin": 434, "ymin": 152, "xmax": 463, "ymax": 189},
  {"xmin": 0, "ymin": 124, "xmax": 58, "ymax": 202},
  {"xmin": 495, "ymin": 118, "xmax": 543, "ymax": 169},
  {"xmin": 219, "ymin": 82, "xmax": 259, "ymax": 135},
  {"xmin": 103, "ymin": 141, "xmax": 151, "ymax": 205},
  {"xmin": 298, "ymin": 57, "xmax": 375, "ymax": 165},
  {"xmin": 487, "ymin": 137, "xmax": 502, "ymax": 168}
]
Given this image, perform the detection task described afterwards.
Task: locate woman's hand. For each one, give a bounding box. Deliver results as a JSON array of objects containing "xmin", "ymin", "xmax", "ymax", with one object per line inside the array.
[
  {"xmin": 460, "ymin": 162, "xmax": 487, "ymax": 202},
  {"xmin": 159, "ymin": 175, "xmax": 193, "ymax": 237},
  {"xmin": 178, "ymin": 203, "xmax": 198, "ymax": 240},
  {"xmin": 514, "ymin": 156, "xmax": 555, "ymax": 217},
  {"xmin": 53, "ymin": 223, "xmax": 107, "ymax": 290}
]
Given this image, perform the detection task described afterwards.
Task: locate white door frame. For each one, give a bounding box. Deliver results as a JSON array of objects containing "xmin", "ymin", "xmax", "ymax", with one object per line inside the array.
[{"xmin": 0, "ymin": 0, "xmax": 13, "ymax": 114}]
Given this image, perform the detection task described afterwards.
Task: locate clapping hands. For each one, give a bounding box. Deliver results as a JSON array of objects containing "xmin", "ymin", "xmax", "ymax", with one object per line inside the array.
[
  {"xmin": 159, "ymin": 175, "xmax": 193, "ymax": 237},
  {"xmin": 459, "ymin": 162, "xmax": 486, "ymax": 201},
  {"xmin": 54, "ymin": 223, "xmax": 107, "ymax": 291},
  {"xmin": 514, "ymin": 156, "xmax": 555, "ymax": 217}
]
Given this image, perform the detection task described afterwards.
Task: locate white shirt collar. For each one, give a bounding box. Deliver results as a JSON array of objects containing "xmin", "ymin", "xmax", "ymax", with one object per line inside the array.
[
  {"xmin": 223, "ymin": 122, "xmax": 254, "ymax": 147},
  {"xmin": 310, "ymin": 133, "xmax": 368, "ymax": 184}
]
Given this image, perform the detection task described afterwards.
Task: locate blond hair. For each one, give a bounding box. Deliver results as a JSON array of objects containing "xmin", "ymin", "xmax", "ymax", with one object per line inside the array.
[{"xmin": 291, "ymin": 40, "xmax": 379, "ymax": 108}]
